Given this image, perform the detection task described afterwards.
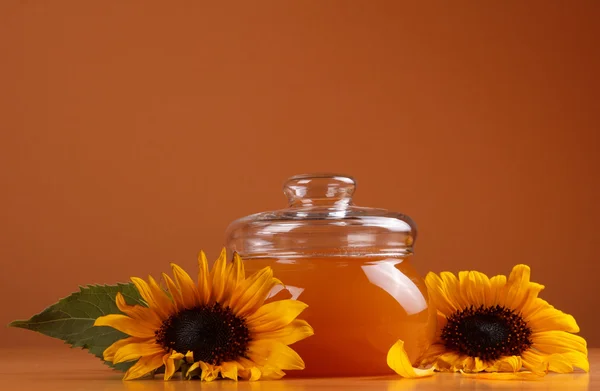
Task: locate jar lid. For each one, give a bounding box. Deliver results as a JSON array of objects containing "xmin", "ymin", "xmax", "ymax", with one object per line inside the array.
[{"xmin": 225, "ymin": 173, "xmax": 417, "ymax": 258}]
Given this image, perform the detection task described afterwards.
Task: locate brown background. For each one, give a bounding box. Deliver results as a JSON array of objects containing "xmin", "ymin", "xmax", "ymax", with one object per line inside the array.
[{"xmin": 0, "ymin": 1, "xmax": 598, "ymax": 349}]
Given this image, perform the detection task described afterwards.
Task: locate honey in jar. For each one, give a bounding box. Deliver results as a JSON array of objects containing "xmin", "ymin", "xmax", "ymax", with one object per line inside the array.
[{"xmin": 225, "ymin": 174, "xmax": 436, "ymax": 377}]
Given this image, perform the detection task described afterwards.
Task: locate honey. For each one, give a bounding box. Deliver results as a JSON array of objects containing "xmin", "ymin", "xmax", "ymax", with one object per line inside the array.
[{"xmin": 243, "ymin": 255, "xmax": 436, "ymax": 377}]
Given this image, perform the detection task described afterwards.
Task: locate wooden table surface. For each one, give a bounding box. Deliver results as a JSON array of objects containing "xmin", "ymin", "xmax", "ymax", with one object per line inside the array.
[{"xmin": 0, "ymin": 347, "xmax": 596, "ymax": 390}]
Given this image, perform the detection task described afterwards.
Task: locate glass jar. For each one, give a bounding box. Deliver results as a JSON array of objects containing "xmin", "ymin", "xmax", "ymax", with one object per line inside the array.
[{"xmin": 225, "ymin": 174, "xmax": 436, "ymax": 377}]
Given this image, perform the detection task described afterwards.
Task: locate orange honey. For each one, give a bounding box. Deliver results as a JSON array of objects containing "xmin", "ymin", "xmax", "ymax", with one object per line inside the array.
[{"xmin": 244, "ymin": 255, "xmax": 436, "ymax": 377}]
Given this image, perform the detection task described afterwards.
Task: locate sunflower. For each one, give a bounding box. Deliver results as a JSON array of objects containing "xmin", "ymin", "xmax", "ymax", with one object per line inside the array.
[
  {"xmin": 94, "ymin": 249, "xmax": 313, "ymax": 381},
  {"xmin": 387, "ymin": 264, "xmax": 589, "ymax": 379}
]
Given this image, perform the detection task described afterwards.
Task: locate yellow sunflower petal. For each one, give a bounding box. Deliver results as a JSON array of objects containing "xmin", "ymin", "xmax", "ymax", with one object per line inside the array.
[
  {"xmin": 557, "ymin": 351, "xmax": 590, "ymax": 372},
  {"xmin": 210, "ymin": 248, "xmax": 228, "ymax": 303},
  {"xmin": 131, "ymin": 276, "xmax": 173, "ymax": 319},
  {"xmin": 220, "ymin": 361, "xmax": 239, "ymax": 381},
  {"xmin": 260, "ymin": 366, "xmax": 286, "ymax": 380},
  {"xmin": 115, "ymin": 292, "xmax": 161, "ymax": 327},
  {"xmin": 546, "ymin": 353, "xmax": 574, "ymax": 373},
  {"xmin": 500, "ymin": 264, "xmax": 532, "ymax": 310},
  {"xmin": 129, "ymin": 277, "xmax": 155, "ymax": 307},
  {"xmin": 425, "ymin": 272, "xmax": 459, "ymax": 316},
  {"xmin": 199, "ymin": 361, "xmax": 219, "ymax": 382},
  {"xmin": 473, "ymin": 357, "xmax": 487, "ymax": 372},
  {"xmin": 485, "ymin": 355, "xmax": 522, "ymax": 372},
  {"xmin": 434, "ymin": 352, "xmax": 468, "ymax": 372},
  {"xmin": 237, "ymin": 368, "xmax": 251, "ymax": 381},
  {"xmin": 417, "ymin": 343, "xmax": 446, "ymax": 366},
  {"xmin": 526, "ymin": 304, "xmax": 580, "ymax": 333},
  {"xmin": 230, "ymin": 266, "xmax": 271, "ymax": 293},
  {"xmin": 253, "ymin": 319, "xmax": 314, "ymax": 346},
  {"xmin": 246, "ymin": 340, "xmax": 276, "ymax": 367},
  {"xmin": 515, "ymin": 282, "xmax": 545, "ymax": 313},
  {"xmin": 171, "ymin": 263, "xmax": 199, "ymax": 309},
  {"xmin": 521, "ymin": 350, "xmax": 548, "ymax": 375},
  {"xmin": 235, "ymin": 357, "xmax": 262, "ymax": 380},
  {"xmin": 248, "ymin": 367, "xmax": 263, "ymax": 381},
  {"xmin": 387, "ymin": 340, "xmax": 435, "ymax": 378},
  {"xmin": 461, "ymin": 356, "xmax": 487, "ymax": 373},
  {"xmin": 163, "ymin": 351, "xmax": 184, "ymax": 380},
  {"xmin": 246, "ymin": 299, "xmax": 308, "ymax": 333},
  {"xmin": 532, "ymin": 330, "xmax": 587, "ymax": 354},
  {"xmin": 113, "ymin": 341, "xmax": 165, "ymax": 364},
  {"xmin": 461, "ymin": 356, "xmax": 474, "ymax": 372},
  {"xmin": 162, "ymin": 273, "xmax": 185, "ymax": 311},
  {"xmin": 440, "ymin": 271, "xmax": 467, "ymax": 310},
  {"xmin": 146, "ymin": 275, "xmax": 174, "ymax": 318},
  {"xmin": 522, "ymin": 297, "xmax": 550, "ymax": 320},
  {"xmin": 498, "ymin": 355, "xmax": 522, "ymax": 372},
  {"xmin": 197, "ymin": 251, "xmax": 210, "ymax": 305},
  {"xmin": 267, "ymin": 344, "xmax": 305, "ymax": 370},
  {"xmin": 225, "ymin": 252, "xmax": 245, "ymax": 292},
  {"xmin": 123, "ymin": 353, "xmax": 165, "ymax": 380},
  {"xmin": 465, "ymin": 271, "xmax": 491, "ymax": 308},
  {"xmin": 185, "ymin": 361, "xmax": 200, "ymax": 379},
  {"xmin": 103, "ymin": 337, "xmax": 143, "ymax": 361},
  {"xmin": 458, "ymin": 271, "xmax": 484, "ymax": 309},
  {"xmin": 524, "ymin": 350, "xmax": 589, "ymax": 373},
  {"xmin": 235, "ymin": 365, "xmax": 261, "ymax": 381},
  {"xmin": 94, "ymin": 314, "xmax": 156, "ymax": 338},
  {"xmin": 231, "ymin": 267, "xmax": 278, "ymax": 317},
  {"xmin": 489, "ymin": 274, "xmax": 507, "ymax": 305},
  {"xmin": 248, "ymin": 340, "xmax": 305, "ymax": 370}
]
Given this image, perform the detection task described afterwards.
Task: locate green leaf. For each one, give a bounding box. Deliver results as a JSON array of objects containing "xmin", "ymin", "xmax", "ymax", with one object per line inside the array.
[{"xmin": 9, "ymin": 283, "xmax": 145, "ymax": 372}]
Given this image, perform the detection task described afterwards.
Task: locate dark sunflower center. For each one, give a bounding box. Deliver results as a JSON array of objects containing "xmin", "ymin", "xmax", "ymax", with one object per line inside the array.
[
  {"xmin": 155, "ymin": 303, "xmax": 250, "ymax": 365},
  {"xmin": 441, "ymin": 305, "xmax": 532, "ymax": 361}
]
